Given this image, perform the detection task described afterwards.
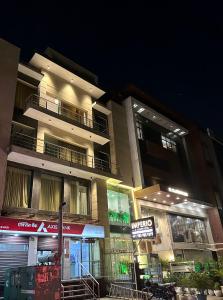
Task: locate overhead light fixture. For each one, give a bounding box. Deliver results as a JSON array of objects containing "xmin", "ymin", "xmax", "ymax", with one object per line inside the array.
[
  {"xmin": 201, "ymin": 205, "xmax": 205, "ymax": 208},
  {"xmin": 174, "ymin": 128, "xmax": 180, "ymax": 133},
  {"xmin": 162, "ymin": 200, "xmax": 166, "ymax": 203},
  {"xmin": 52, "ymin": 235, "xmax": 57, "ymax": 238},
  {"xmin": 176, "ymin": 197, "xmax": 180, "ymax": 200},
  {"xmin": 171, "ymin": 202, "xmax": 174, "ymax": 205},
  {"xmin": 153, "ymin": 198, "xmax": 157, "ymax": 201},
  {"xmin": 47, "ymin": 65, "xmax": 50, "ymax": 70},
  {"xmin": 166, "ymin": 194, "xmax": 170, "ymax": 197},
  {"xmin": 179, "ymin": 131, "xmax": 186, "ymax": 135},
  {"xmin": 152, "ymin": 115, "xmax": 156, "ymax": 119},
  {"xmin": 14, "ymin": 234, "xmax": 19, "ymax": 237},
  {"xmin": 184, "ymin": 199, "xmax": 188, "ymax": 202},
  {"xmin": 144, "ymin": 196, "xmax": 147, "ymax": 199},
  {"xmin": 168, "ymin": 187, "xmax": 189, "ymax": 197},
  {"xmin": 137, "ymin": 108, "xmax": 145, "ymax": 113},
  {"xmin": 133, "ymin": 103, "xmax": 138, "ymax": 108},
  {"xmin": 157, "ymin": 192, "xmax": 161, "ymax": 195}
]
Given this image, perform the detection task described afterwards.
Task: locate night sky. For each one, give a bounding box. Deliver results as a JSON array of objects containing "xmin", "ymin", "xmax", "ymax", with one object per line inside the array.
[{"xmin": 1, "ymin": 1, "xmax": 223, "ymax": 137}]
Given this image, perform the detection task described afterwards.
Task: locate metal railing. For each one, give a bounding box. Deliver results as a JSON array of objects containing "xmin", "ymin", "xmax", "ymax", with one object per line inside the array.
[
  {"xmin": 11, "ymin": 132, "xmax": 115, "ymax": 174},
  {"xmin": 79, "ymin": 261, "xmax": 100, "ymax": 300},
  {"xmin": 70, "ymin": 260, "xmax": 101, "ymax": 279},
  {"xmin": 26, "ymin": 94, "xmax": 108, "ymax": 135},
  {"xmin": 109, "ymin": 284, "xmax": 152, "ymax": 300}
]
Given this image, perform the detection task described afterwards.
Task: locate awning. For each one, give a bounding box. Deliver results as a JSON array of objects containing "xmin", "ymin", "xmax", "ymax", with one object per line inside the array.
[{"xmin": 134, "ymin": 184, "xmax": 212, "ymax": 209}]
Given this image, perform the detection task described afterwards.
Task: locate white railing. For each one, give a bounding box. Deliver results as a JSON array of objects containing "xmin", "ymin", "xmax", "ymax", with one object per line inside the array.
[
  {"xmin": 109, "ymin": 284, "xmax": 152, "ymax": 300},
  {"xmin": 79, "ymin": 261, "xmax": 100, "ymax": 299}
]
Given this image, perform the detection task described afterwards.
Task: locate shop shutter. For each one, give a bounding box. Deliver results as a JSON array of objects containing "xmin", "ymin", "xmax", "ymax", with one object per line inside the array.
[
  {"xmin": 0, "ymin": 235, "xmax": 29, "ymax": 285},
  {"xmin": 37, "ymin": 237, "xmax": 58, "ymax": 251}
]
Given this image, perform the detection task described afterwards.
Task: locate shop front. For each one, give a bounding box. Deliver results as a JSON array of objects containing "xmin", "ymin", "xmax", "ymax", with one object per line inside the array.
[
  {"xmin": 133, "ymin": 185, "xmax": 215, "ymax": 273},
  {"xmin": 0, "ymin": 217, "xmax": 104, "ymax": 285}
]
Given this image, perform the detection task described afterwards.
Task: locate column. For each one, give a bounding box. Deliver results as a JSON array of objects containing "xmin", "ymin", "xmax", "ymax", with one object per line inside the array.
[{"xmin": 28, "ymin": 236, "xmax": 38, "ymax": 266}]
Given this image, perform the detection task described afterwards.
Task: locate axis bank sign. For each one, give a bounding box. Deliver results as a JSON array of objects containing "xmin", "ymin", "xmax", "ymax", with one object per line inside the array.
[
  {"xmin": 0, "ymin": 217, "xmax": 104, "ymax": 238},
  {"xmin": 131, "ymin": 217, "xmax": 156, "ymax": 240}
]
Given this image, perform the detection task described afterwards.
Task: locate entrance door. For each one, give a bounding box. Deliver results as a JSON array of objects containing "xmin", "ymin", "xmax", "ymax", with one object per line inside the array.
[{"xmin": 70, "ymin": 240, "xmax": 90, "ymax": 278}]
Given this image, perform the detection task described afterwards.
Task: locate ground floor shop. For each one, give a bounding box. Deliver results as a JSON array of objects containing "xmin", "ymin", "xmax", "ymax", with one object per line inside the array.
[
  {"xmin": 0, "ymin": 217, "xmax": 104, "ymax": 287},
  {"xmin": 134, "ymin": 202, "xmax": 215, "ymax": 275}
]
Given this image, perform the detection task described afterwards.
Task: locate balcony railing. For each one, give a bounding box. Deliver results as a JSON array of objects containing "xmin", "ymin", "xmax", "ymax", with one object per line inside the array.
[
  {"xmin": 25, "ymin": 94, "xmax": 109, "ymax": 135},
  {"xmin": 11, "ymin": 132, "xmax": 115, "ymax": 174}
]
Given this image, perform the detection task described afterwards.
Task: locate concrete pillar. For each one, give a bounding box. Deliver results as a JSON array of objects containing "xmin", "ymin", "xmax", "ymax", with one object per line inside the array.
[
  {"xmin": 63, "ymin": 237, "xmax": 71, "ymax": 280},
  {"xmin": 28, "ymin": 236, "xmax": 38, "ymax": 266},
  {"xmin": 63, "ymin": 178, "xmax": 71, "ymax": 213},
  {"xmin": 0, "ymin": 39, "xmax": 20, "ymax": 209},
  {"xmin": 31, "ymin": 171, "xmax": 41, "ymax": 209}
]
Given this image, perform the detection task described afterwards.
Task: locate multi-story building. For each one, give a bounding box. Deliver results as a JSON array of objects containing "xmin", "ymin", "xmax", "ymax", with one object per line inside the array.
[
  {"xmin": 100, "ymin": 85, "xmax": 223, "ymax": 271},
  {"xmin": 1, "ymin": 38, "xmax": 223, "ymax": 294},
  {"xmin": 0, "ymin": 39, "xmax": 127, "ymax": 292}
]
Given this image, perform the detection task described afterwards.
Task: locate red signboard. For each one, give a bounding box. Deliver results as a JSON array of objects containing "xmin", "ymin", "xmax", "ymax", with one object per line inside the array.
[{"xmin": 0, "ymin": 217, "xmax": 104, "ymax": 238}]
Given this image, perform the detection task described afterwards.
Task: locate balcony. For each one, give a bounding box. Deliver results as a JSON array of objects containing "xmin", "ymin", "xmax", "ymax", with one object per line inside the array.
[
  {"xmin": 23, "ymin": 95, "xmax": 110, "ymax": 145},
  {"xmin": 8, "ymin": 132, "xmax": 120, "ymax": 182}
]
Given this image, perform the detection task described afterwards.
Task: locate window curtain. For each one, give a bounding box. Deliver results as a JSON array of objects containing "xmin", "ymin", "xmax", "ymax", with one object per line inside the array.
[
  {"xmin": 39, "ymin": 174, "xmax": 61, "ymax": 212},
  {"xmin": 70, "ymin": 181, "xmax": 88, "ymax": 215},
  {"xmin": 4, "ymin": 166, "xmax": 31, "ymax": 208}
]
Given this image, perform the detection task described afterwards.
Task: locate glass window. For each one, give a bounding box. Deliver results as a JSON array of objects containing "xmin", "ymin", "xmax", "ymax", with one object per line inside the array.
[
  {"xmin": 70, "ymin": 181, "xmax": 88, "ymax": 215},
  {"xmin": 39, "ymin": 174, "xmax": 62, "ymax": 212},
  {"xmin": 161, "ymin": 135, "xmax": 177, "ymax": 152},
  {"xmin": 136, "ymin": 119, "xmax": 144, "ymax": 140},
  {"xmin": 169, "ymin": 214, "xmax": 208, "ymax": 243},
  {"xmin": 4, "ymin": 166, "xmax": 32, "ymax": 208},
  {"xmin": 107, "ymin": 186, "xmax": 131, "ymax": 225}
]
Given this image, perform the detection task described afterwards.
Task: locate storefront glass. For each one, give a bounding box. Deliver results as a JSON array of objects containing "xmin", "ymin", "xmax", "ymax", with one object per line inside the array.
[
  {"xmin": 107, "ymin": 185, "xmax": 131, "ymax": 225},
  {"xmin": 104, "ymin": 234, "xmax": 134, "ymax": 281},
  {"xmin": 169, "ymin": 214, "xmax": 208, "ymax": 243}
]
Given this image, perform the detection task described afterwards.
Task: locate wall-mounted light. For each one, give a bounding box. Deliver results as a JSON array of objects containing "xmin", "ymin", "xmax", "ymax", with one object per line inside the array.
[{"xmin": 174, "ymin": 128, "xmax": 180, "ymax": 133}]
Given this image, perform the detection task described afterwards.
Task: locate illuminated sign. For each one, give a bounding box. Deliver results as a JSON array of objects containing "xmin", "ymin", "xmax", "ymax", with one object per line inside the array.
[
  {"xmin": 0, "ymin": 217, "xmax": 104, "ymax": 238},
  {"xmin": 131, "ymin": 217, "xmax": 156, "ymax": 240},
  {"xmin": 168, "ymin": 187, "xmax": 189, "ymax": 197}
]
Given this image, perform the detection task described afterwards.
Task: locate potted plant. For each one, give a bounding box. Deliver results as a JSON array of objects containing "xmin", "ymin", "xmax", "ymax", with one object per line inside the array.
[
  {"xmin": 189, "ymin": 272, "xmax": 213, "ymax": 300},
  {"xmin": 214, "ymin": 282, "xmax": 222, "ymax": 297}
]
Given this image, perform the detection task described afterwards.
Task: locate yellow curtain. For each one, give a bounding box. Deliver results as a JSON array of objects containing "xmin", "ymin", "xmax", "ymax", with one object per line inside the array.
[
  {"xmin": 4, "ymin": 166, "xmax": 31, "ymax": 208},
  {"xmin": 39, "ymin": 174, "xmax": 61, "ymax": 212}
]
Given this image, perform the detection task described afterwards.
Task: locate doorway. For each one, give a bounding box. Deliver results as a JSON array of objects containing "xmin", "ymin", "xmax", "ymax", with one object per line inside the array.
[{"xmin": 70, "ymin": 239, "xmax": 90, "ymax": 278}]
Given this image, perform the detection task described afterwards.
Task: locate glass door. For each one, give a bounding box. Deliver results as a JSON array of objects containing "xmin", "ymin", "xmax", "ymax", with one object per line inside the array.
[
  {"xmin": 70, "ymin": 240, "xmax": 81, "ymax": 278},
  {"xmin": 70, "ymin": 239, "xmax": 90, "ymax": 278}
]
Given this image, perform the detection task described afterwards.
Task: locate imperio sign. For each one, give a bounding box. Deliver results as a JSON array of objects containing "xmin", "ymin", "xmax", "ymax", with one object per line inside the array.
[
  {"xmin": 131, "ymin": 217, "xmax": 156, "ymax": 240},
  {"xmin": 0, "ymin": 217, "xmax": 104, "ymax": 238}
]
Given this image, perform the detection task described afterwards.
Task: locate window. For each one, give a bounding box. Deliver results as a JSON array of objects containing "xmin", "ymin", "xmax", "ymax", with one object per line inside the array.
[
  {"xmin": 136, "ymin": 119, "xmax": 144, "ymax": 140},
  {"xmin": 107, "ymin": 186, "xmax": 131, "ymax": 225},
  {"xmin": 39, "ymin": 174, "xmax": 62, "ymax": 212},
  {"xmin": 4, "ymin": 166, "xmax": 32, "ymax": 208},
  {"xmin": 161, "ymin": 135, "xmax": 177, "ymax": 152},
  {"xmin": 15, "ymin": 81, "xmax": 37, "ymax": 110},
  {"xmin": 169, "ymin": 214, "xmax": 208, "ymax": 243},
  {"xmin": 70, "ymin": 181, "xmax": 89, "ymax": 215}
]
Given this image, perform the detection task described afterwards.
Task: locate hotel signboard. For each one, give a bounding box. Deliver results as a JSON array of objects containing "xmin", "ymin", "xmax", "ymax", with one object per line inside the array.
[{"xmin": 131, "ymin": 217, "xmax": 156, "ymax": 240}]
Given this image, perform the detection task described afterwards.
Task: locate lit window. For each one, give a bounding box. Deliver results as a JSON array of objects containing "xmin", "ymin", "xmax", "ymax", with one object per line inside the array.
[
  {"xmin": 136, "ymin": 120, "xmax": 144, "ymax": 140},
  {"xmin": 161, "ymin": 135, "xmax": 177, "ymax": 152}
]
